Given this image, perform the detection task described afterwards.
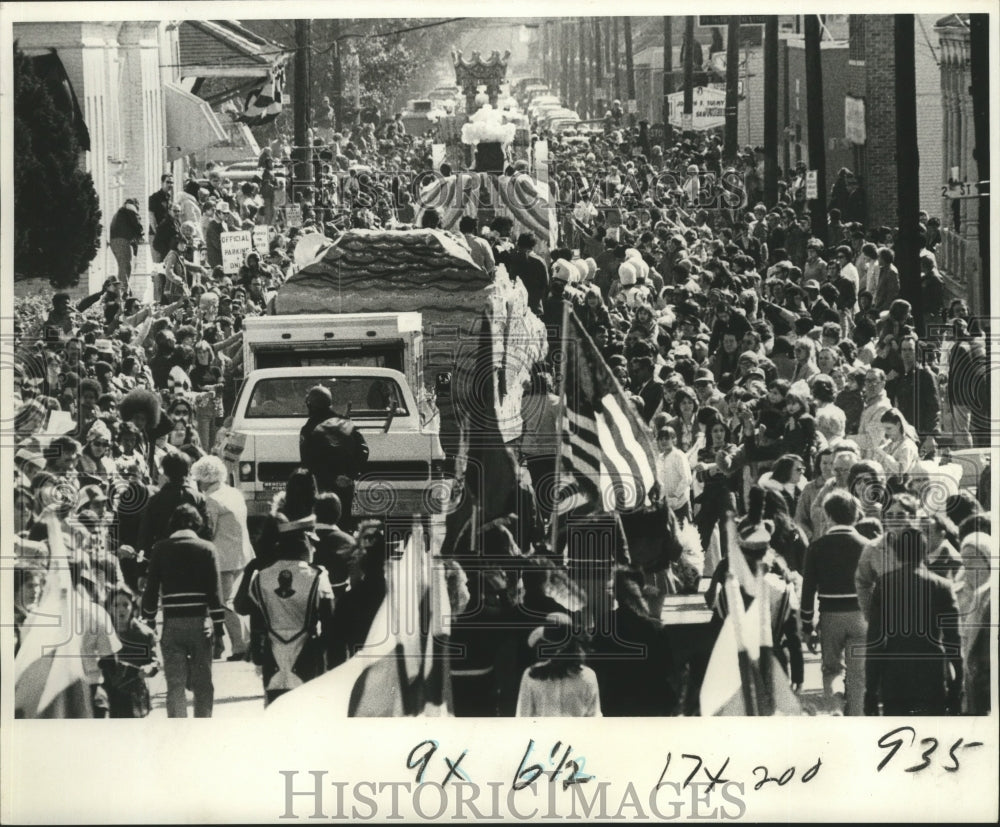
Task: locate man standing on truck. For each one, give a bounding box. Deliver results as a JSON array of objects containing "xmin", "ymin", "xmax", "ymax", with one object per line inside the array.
[{"xmin": 299, "ymin": 385, "xmax": 370, "ymax": 531}]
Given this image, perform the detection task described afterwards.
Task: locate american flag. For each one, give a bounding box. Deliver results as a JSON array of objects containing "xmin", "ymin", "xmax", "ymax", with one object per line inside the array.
[{"xmin": 555, "ymin": 307, "xmax": 658, "ymax": 517}]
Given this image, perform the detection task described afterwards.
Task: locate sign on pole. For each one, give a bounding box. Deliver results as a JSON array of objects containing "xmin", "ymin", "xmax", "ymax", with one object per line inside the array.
[
  {"xmin": 253, "ymin": 225, "xmax": 270, "ymax": 255},
  {"xmin": 626, "ymin": 99, "xmax": 638, "ymax": 114},
  {"xmin": 667, "ymin": 86, "xmax": 726, "ymax": 131},
  {"xmin": 805, "ymin": 170, "xmax": 818, "ymax": 200},
  {"xmin": 844, "ymin": 96, "xmax": 866, "ymax": 145},
  {"xmin": 221, "ymin": 230, "xmax": 253, "ymax": 275},
  {"xmin": 285, "ymin": 204, "xmax": 303, "ymax": 228}
]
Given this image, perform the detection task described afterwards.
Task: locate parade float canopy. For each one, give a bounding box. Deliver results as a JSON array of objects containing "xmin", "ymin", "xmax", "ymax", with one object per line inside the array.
[
  {"xmin": 415, "ymin": 172, "xmax": 558, "ymax": 249},
  {"xmin": 274, "ymin": 229, "xmax": 492, "ymax": 332}
]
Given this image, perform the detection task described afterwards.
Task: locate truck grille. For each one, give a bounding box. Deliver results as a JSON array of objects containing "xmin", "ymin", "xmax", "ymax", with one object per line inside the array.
[{"xmin": 256, "ymin": 460, "xmax": 431, "ymax": 484}]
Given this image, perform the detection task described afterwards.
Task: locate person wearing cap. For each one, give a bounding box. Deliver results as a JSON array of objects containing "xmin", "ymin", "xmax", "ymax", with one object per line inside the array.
[
  {"xmin": 803, "ymin": 279, "xmax": 831, "ymax": 327},
  {"xmin": 78, "ymin": 419, "xmax": 117, "ymax": 486},
  {"xmin": 235, "ymin": 506, "xmax": 336, "ymax": 706},
  {"xmin": 704, "ymin": 486, "xmax": 804, "ymax": 691},
  {"xmin": 516, "ymin": 612, "xmax": 601, "ymax": 717},
  {"xmin": 109, "ymin": 198, "xmax": 145, "ymax": 294},
  {"xmin": 141, "ymin": 503, "xmax": 225, "ymax": 717},
  {"xmin": 800, "ymin": 490, "xmax": 869, "ymax": 715},
  {"xmin": 692, "ymin": 368, "xmax": 725, "ymax": 414}
]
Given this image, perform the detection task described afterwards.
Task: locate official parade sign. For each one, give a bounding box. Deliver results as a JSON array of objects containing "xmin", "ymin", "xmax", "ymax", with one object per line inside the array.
[
  {"xmin": 665, "ymin": 86, "xmax": 726, "ymax": 131},
  {"xmin": 221, "ymin": 230, "xmax": 253, "ymax": 275}
]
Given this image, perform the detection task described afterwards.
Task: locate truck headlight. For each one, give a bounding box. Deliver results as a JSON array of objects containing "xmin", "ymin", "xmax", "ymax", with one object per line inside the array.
[{"xmin": 239, "ymin": 462, "xmax": 255, "ymax": 482}]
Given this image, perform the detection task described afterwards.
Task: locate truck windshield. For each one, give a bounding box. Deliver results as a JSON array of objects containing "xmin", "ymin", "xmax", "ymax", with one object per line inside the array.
[{"xmin": 245, "ymin": 376, "xmax": 409, "ymax": 419}]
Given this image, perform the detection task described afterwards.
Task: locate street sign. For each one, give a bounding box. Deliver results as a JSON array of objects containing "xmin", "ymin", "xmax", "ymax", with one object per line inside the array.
[
  {"xmin": 699, "ymin": 15, "xmax": 767, "ymax": 27},
  {"xmin": 221, "ymin": 230, "xmax": 253, "ymax": 275},
  {"xmin": 626, "ymin": 99, "xmax": 638, "ymax": 114},
  {"xmin": 666, "ymin": 86, "xmax": 726, "ymax": 131},
  {"xmin": 253, "ymin": 224, "xmax": 270, "ymax": 255},
  {"xmin": 805, "ymin": 170, "xmax": 818, "ymax": 200}
]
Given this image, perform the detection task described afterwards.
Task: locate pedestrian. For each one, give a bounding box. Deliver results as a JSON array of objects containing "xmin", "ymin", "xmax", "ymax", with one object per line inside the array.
[
  {"xmin": 141, "ymin": 504, "xmax": 225, "ymax": 718},
  {"xmin": 864, "ymin": 527, "xmax": 962, "ymax": 716},
  {"xmin": 109, "ymin": 199, "xmax": 144, "ymax": 295},
  {"xmin": 236, "ymin": 510, "xmax": 336, "ymax": 706},
  {"xmin": 299, "ymin": 384, "xmax": 369, "ymax": 531},
  {"xmin": 801, "ymin": 491, "xmax": 868, "ymax": 715},
  {"xmin": 191, "ymin": 455, "xmax": 254, "ymax": 661},
  {"xmin": 516, "ymin": 613, "xmax": 602, "ymax": 717}
]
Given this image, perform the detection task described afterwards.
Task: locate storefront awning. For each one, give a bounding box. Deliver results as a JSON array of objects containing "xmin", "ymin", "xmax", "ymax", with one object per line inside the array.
[
  {"xmin": 164, "ymin": 83, "xmax": 228, "ymax": 161},
  {"xmin": 31, "ymin": 50, "xmax": 90, "ymax": 151}
]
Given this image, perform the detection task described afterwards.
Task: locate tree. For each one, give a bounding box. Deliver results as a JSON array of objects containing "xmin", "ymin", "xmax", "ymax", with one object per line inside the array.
[{"xmin": 14, "ymin": 45, "xmax": 102, "ymax": 288}]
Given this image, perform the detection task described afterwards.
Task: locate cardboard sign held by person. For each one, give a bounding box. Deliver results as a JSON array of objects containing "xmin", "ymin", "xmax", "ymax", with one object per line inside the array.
[{"xmin": 221, "ymin": 230, "xmax": 253, "ymax": 275}]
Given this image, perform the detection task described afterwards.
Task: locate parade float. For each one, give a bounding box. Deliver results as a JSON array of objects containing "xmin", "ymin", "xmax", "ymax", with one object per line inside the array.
[{"xmin": 273, "ymin": 228, "xmax": 547, "ymax": 444}]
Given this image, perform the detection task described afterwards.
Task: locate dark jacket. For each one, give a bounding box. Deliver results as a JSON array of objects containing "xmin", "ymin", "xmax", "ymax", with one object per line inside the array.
[
  {"xmin": 508, "ymin": 251, "xmax": 549, "ymax": 315},
  {"xmin": 136, "ymin": 481, "xmax": 209, "ymax": 555},
  {"xmin": 865, "ymin": 564, "xmax": 961, "ymax": 715},
  {"xmin": 800, "ymin": 525, "xmax": 867, "ymax": 626},
  {"xmin": 110, "ymin": 207, "xmax": 145, "ymax": 249},
  {"xmin": 299, "ymin": 411, "xmax": 370, "ymax": 493},
  {"xmin": 892, "ymin": 365, "xmax": 940, "ymax": 438},
  {"xmin": 141, "ymin": 529, "xmax": 224, "ymax": 635}
]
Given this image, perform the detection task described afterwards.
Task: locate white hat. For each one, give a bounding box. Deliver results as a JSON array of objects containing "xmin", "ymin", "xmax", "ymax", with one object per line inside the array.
[
  {"xmin": 572, "ymin": 259, "xmax": 589, "ymax": 282},
  {"xmin": 618, "ymin": 261, "xmax": 637, "ymax": 287},
  {"xmin": 585, "ymin": 257, "xmax": 597, "ymax": 279},
  {"xmin": 551, "ymin": 259, "xmax": 575, "ymax": 283}
]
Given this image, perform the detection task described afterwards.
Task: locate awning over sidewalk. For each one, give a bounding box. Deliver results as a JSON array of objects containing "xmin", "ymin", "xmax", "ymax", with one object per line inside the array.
[{"xmin": 164, "ymin": 82, "xmax": 228, "ymax": 161}]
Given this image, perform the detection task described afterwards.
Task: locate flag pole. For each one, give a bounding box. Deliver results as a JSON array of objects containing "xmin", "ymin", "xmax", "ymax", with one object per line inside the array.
[
  {"xmin": 755, "ymin": 561, "xmax": 776, "ymax": 715},
  {"xmin": 724, "ymin": 571, "xmax": 758, "ymax": 716},
  {"xmin": 550, "ymin": 301, "xmax": 571, "ymax": 564}
]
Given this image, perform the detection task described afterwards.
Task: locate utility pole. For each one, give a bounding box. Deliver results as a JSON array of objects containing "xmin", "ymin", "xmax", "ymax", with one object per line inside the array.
[
  {"xmin": 763, "ymin": 16, "xmax": 779, "ymax": 206},
  {"xmin": 683, "ymin": 16, "xmax": 694, "ymax": 138},
  {"xmin": 623, "ymin": 16, "xmax": 636, "ymax": 126},
  {"xmin": 579, "ymin": 18, "xmax": 588, "ymax": 118},
  {"xmin": 293, "ymin": 19, "xmax": 313, "ymax": 198},
  {"xmin": 560, "ymin": 19, "xmax": 569, "ymax": 103},
  {"xmin": 804, "ymin": 14, "xmax": 828, "ymax": 244},
  {"xmin": 541, "ymin": 20, "xmax": 548, "ymax": 84},
  {"xmin": 592, "ymin": 18, "xmax": 604, "ymax": 115},
  {"xmin": 894, "ymin": 14, "xmax": 922, "ymax": 331},
  {"xmin": 724, "ymin": 17, "xmax": 740, "ymax": 161},
  {"xmin": 331, "ymin": 19, "xmax": 343, "ymax": 129},
  {"xmin": 567, "ymin": 19, "xmax": 577, "ymax": 111},
  {"xmin": 663, "ymin": 17, "xmax": 674, "ymax": 143},
  {"xmin": 612, "ymin": 17, "xmax": 622, "ymax": 101},
  {"xmin": 970, "ymin": 13, "xmax": 990, "ymax": 316}
]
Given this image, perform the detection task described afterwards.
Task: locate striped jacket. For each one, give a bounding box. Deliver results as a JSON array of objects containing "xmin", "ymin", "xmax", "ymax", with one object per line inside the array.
[{"xmin": 141, "ymin": 529, "xmax": 224, "ymax": 634}]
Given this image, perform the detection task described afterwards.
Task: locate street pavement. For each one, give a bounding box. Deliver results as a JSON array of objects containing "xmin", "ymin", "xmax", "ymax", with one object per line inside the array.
[{"xmin": 147, "ymin": 643, "xmax": 834, "ymax": 718}]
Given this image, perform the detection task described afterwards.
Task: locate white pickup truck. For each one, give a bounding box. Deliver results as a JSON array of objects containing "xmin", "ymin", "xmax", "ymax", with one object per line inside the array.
[{"xmin": 230, "ymin": 364, "xmax": 446, "ymax": 523}]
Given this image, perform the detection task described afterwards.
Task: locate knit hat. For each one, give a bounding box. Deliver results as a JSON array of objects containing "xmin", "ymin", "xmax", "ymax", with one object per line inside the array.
[
  {"xmin": 551, "ymin": 259, "xmax": 575, "ymax": 283},
  {"xmin": 86, "ymin": 420, "xmax": 112, "ymax": 443},
  {"xmin": 618, "ymin": 261, "xmax": 638, "ymax": 287}
]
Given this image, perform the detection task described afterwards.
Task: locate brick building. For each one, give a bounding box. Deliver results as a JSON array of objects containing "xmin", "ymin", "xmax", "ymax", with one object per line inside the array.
[{"xmin": 843, "ymin": 15, "xmax": 943, "ymax": 231}]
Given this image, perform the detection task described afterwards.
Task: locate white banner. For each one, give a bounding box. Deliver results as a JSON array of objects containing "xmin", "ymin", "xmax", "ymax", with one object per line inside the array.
[
  {"xmin": 666, "ymin": 87, "xmax": 726, "ymax": 131},
  {"xmin": 253, "ymin": 225, "xmax": 270, "ymax": 255},
  {"xmin": 431, "ymin": 143, "xmax": 446, "ymax": 170},
  {"xmin": 805, "ymin": 170, "xmax": 818, "ymax": 200},
  {"xmin": 221, "ymin": 230, "xmax": 253, "ymax": 275}
]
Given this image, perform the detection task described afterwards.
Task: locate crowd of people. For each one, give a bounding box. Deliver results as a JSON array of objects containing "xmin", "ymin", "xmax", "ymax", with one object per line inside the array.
[{"xmin": 11, "ymin": 96, "xmax": 992, "ymax": 719}]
